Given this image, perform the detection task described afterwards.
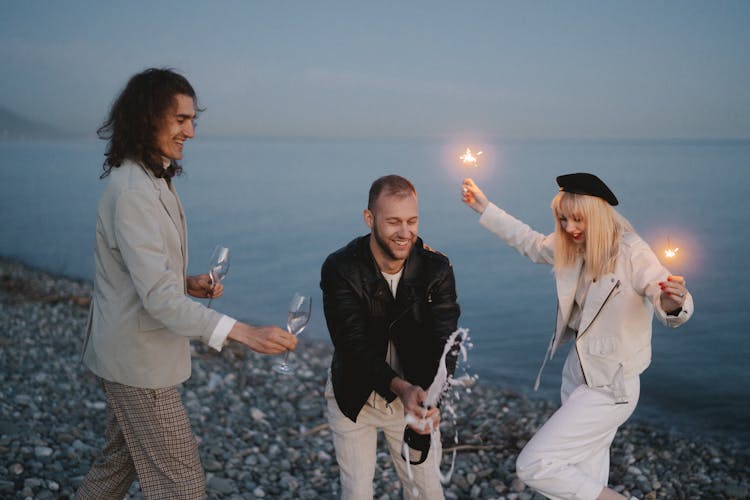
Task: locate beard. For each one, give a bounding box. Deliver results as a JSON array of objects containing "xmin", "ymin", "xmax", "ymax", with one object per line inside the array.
[{"xmin": 372, "ymin": 224, "xmax": 414, "ymax": 261}]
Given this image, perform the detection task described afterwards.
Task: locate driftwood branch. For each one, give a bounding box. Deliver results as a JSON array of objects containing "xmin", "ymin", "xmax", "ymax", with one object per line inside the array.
[
  {"xmin": 301, "ymin": 422, "xmax": 330, "ymax": 436},
  {"xmin": 442, "ymin": 444, "xmax": 504, "ymax": 453}
]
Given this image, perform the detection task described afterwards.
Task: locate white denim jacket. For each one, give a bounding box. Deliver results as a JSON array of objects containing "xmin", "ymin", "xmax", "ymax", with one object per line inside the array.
[{"xmin": 479, "ymin": 203, "xmax": 694, "ymax": 403}]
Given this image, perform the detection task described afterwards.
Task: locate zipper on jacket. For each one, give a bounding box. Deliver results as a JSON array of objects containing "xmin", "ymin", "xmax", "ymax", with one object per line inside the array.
[
  {"xmin": 388, "ymin": 296, "xmax": 419, "ymax": 332},
  {"xmin": 388, "ymin": 279, "xmax": 435, "ymax": 332},
  {"xmin": 575, "ymin": 343, "xmax": 590, "ymax": 386},
  {"xmin": 575, "ymin": 279, "xmax": 621, "ymax": 388}
]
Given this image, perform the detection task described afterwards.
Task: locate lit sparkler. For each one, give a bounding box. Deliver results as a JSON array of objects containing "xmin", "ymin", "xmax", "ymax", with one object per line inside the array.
[
  {"xmin": 664, "ymin": 237, "xmax": 679, "ymax": 259},
  {"xmin": 459, "ymin": 147, "xmax": 482, "ymax": 167},
  {"xmin": 460, "ymin": 147, "xmax": 483, "ymax": 195}
]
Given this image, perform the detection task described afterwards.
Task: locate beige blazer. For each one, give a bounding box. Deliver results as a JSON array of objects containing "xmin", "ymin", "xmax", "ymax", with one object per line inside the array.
[
  {"xmin": 82, "ymin": 160, "xmax": 223, "ymax": 388},
  {"xmin": 479, "ymin": 203, "xmax": 693, "ymax": 403}
]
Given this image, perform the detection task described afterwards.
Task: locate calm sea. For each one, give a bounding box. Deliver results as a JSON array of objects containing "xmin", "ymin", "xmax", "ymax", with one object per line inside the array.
[{"xmin": 1, "ymin": 138, "xmax": 748, "ymax": 446}]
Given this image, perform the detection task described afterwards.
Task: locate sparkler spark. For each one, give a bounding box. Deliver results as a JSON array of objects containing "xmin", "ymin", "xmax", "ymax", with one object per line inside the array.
[
  {"xmin": 459, "ymin": 147, "xmax": 482, "ymax": 167},
  {"xmin": 664, "ymin": 237, "xmax": 679, "ymax": 259}
]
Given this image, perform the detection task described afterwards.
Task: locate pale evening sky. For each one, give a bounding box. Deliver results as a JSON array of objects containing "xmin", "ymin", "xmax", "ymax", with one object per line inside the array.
[{"xmin": 2, "ymin": 1, "xmax": 749, "ymax": 140}]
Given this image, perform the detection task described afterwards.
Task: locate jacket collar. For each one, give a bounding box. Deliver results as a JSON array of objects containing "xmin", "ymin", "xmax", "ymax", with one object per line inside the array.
[
  {"xmin": 357, "ymin": 234, "xmax": 424, "ymax": 302},
  {"xmin": 577, "ymin": 274, "xmax": 619, "ymax": 337},
  {"xmin": 130, "ymin": 160, "xmax": 187, "ymax": 260},
  {"xmin": 555, "ymin": 257, "xmax": 620, "ymax": 339},
  {"xmin": 555, "ymin": 257, "xmax": 583, "ymax": 327}
]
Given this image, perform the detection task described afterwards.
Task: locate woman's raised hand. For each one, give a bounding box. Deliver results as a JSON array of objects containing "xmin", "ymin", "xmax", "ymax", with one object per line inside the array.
[
  {"xmin": 659, "ymin": 275, "xmax": 689, "ymax": 314},
  {"xmin": 461, "ymin": 178, "xmax": 490, "ymax": 214}
]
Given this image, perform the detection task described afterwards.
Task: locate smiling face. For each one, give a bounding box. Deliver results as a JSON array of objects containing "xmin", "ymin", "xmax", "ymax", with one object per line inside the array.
[
  {"xmin": 155, "ymin": 93, "xmax": 196, "ymax": 162},
  {"xmin": 364, "ymin": 192, "xmax": 419, "ymax": 273},
  {"xmin": 558, "ymin": 211, "xmax": 586, "ymax": 246}
]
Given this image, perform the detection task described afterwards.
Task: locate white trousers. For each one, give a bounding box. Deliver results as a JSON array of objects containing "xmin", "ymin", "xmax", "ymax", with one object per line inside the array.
[
  {"xmin": 325, "ymin": 377, "xmax": 445, "ymax": 500},
  {"xmin": 516, "ymin": 347, "xmax": 640, "ymax": 500}
]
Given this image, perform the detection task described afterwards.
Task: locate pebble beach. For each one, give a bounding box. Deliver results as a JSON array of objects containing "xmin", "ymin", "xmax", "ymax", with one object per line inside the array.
[{"xmin": 1, "ymin": 256, "xmax": 748, "ymax": 500}]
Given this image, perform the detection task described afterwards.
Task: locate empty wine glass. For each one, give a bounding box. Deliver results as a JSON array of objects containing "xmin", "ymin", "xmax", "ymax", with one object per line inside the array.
[
  {"xmin": 273, "ymin": 292, "xmax": 312, "ymax": 375},
  {"xmin": 207, "ymin": 245, "xmax": 230, "ymax": 308}
]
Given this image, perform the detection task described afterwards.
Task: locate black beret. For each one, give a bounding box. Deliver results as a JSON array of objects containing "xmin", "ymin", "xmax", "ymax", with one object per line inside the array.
[{"xmin": 556, "ymin": 173, "xmax": 618, "ymax": 206}]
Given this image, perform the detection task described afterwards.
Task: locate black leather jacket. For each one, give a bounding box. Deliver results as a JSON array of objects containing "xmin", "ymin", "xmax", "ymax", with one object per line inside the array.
[{"xmin": 320, "ymin": 235, "xmax": 460, "ymax": 422}]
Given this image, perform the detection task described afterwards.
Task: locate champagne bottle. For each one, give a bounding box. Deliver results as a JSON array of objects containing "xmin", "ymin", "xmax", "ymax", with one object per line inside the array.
[{"xmin": 401, "ymin": 426, "xmax": 431, "ymax": 465}]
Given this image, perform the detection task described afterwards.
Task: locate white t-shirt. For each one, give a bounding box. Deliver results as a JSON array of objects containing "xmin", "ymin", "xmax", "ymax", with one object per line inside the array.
[{"xmin": 381, "ymin": 268, "xmax": 404, "ymax": 375}]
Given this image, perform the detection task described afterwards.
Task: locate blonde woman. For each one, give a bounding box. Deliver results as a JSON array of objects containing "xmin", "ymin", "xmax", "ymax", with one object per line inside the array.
[{"xmin": 461, "ymin": 173, "xmax": 693, "ymax": 500}]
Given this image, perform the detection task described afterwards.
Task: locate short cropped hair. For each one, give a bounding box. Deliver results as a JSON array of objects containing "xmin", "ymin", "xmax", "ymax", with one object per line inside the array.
[{"xmin": 367, "ymin": 175, "xmax": 417, "ymax": 212}]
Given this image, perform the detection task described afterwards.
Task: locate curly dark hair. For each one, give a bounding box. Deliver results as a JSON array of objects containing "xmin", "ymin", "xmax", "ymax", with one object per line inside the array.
[{"xmin": 97, "ymin": 68, "xmax": 203, "ymax": 179}]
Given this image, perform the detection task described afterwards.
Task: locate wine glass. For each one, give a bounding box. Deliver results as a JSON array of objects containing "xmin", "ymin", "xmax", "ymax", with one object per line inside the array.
[
  {"xmin": 273, "ymin": 292, "xmax": 312, "ymax": 375},
  {"xmin": 207, "ymin": 245, "xmax": 230, "ymax": 308}
]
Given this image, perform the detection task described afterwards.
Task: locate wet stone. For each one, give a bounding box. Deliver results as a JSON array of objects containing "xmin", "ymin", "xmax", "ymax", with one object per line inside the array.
[
  {"xmin": 34, "ymin": 446, "xmax": 53, "ymax": 457},
  {"xmin": 0, "ymin": 481, "xmax": 14, "ymax": 494},
  {"xmin": 207, "ymin": 476, "xmax": 236, "ymax": 495},
  {"xmin": 511, "ymin": 477, "xmax": 526, "ymax": 492}
]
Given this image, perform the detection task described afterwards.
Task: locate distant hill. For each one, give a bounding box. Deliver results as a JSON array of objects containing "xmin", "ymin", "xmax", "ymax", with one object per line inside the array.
[{"xmin": 0, "ymin": 106, "xmax": 70, "ymax": 140}]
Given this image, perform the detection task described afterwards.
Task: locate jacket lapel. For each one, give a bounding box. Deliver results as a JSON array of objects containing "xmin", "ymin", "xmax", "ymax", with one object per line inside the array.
[
  {"xmin": 138, "ymin": 165, "xmax": 187, "ymax": 265},
  {"xmin": 157, "ymin": 183, "xmax": 184, "ymax": 250},
  {"xmin": 167, "ymin": 183, "xmax": 188, "ymax": 266},
  {"xmin": 577, "ymin": 274, "xmax": 619, "ymax": 338},
  {"xmin": 555, "ymin": 257, "xmax": 582, "ymax": 329},
  {"xmin": 359, "ymin": 237, "xmax": 390, "ymax": 307},
  {"xmin": 361, "ymin": 236, "xmax": 422, "ymax": 327},
  {"xmin": 393, "ymin": 239, "xmax": 423, "ymax": 321}
]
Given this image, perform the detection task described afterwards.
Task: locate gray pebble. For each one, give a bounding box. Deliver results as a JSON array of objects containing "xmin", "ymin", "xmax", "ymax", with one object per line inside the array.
[
  {"xmin": 34, "ymin": 446, "xmax": 53, "ymax": 457},
  {"xmin": 207, "ymin": 476, "xmax": 236, "ymax": 495},
  {"xmin": 0, "ymin": 481, "xmax": 14, "ymax": 494}
]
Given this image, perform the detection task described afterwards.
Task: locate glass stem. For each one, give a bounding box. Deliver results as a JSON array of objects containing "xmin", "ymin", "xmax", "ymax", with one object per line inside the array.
[
  {"xmin": 207, "ymin": 277, "xmax": 217, "ymax": 309},
  {"xmin": 281, "ymin": 326, "xmax": 294, "ymax": 365}
]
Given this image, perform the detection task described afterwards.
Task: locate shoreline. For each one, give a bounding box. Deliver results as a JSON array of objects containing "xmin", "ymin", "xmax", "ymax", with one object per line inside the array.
[{"xmin": 1, "ymin": 256, "xmax": 748, "ymax": 499}]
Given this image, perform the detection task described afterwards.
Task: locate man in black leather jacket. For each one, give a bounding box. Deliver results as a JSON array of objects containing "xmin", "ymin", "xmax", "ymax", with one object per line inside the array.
[{"xmin": 321, "ymin": 175, "xmax": 460, "ymax": 499}]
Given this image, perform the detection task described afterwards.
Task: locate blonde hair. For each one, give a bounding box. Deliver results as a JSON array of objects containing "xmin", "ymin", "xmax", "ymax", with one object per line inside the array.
[{"xmin": 551, "ymin": 191, "xmax": 634, "ymax": 279}]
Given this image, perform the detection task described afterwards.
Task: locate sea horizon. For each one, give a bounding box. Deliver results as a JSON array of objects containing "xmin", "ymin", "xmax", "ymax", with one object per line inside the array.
[{"xmin": 1, "ymin": 137, "xmax": 748, "ymax": 447}]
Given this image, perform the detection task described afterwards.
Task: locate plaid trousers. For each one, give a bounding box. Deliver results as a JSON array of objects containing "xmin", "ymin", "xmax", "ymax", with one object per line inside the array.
[{"xmin": 77, "ymin": 379, "xmax": 205, "ymax": 499}]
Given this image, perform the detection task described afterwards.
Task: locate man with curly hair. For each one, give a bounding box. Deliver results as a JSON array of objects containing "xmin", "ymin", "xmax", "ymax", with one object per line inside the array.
[{"xmin": 77, "ymin": 68, "xmax": 297, "ymax": 499}]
